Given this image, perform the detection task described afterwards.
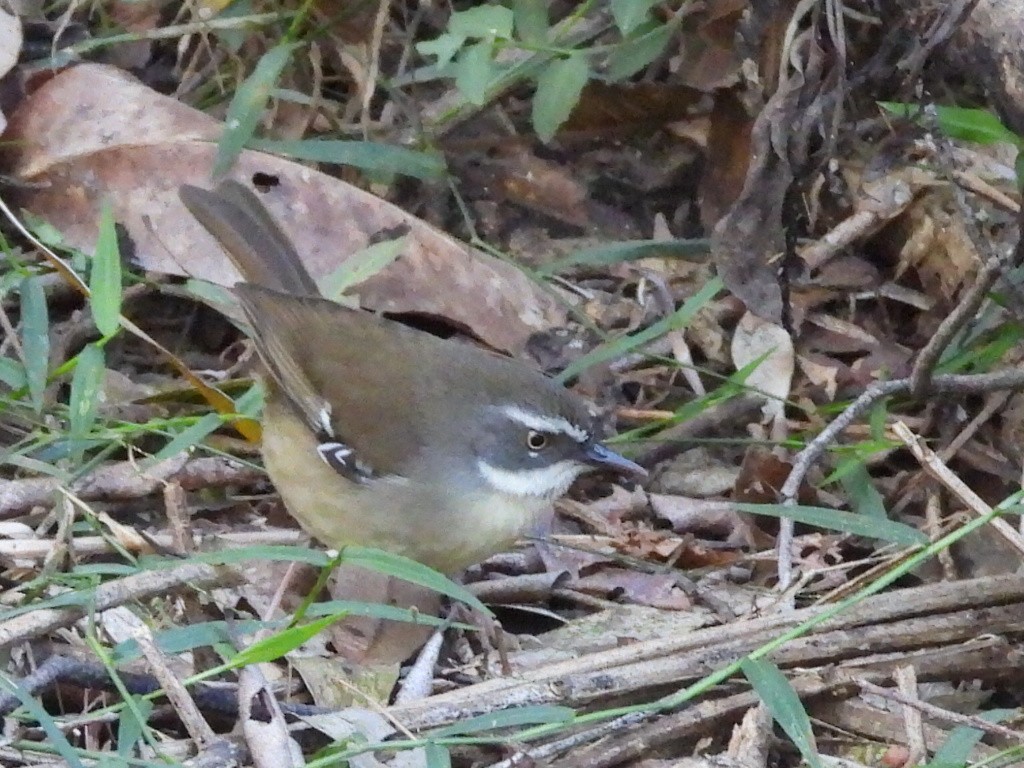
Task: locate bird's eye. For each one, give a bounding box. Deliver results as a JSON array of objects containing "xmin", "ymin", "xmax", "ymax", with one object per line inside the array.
[{"xmin": 526, "ymin": 431, "xmax": 548, "ymax": 451}]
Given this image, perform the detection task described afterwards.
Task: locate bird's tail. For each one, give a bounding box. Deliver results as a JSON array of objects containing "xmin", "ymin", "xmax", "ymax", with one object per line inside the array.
[{"xmin": 179, "ymin": 180, "xmax": 320, "ymax": 297}]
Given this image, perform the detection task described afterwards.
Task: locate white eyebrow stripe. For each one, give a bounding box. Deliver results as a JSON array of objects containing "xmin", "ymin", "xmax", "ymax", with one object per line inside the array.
[{"xmin": 500, "ymin": 405, "xmax": 589, "ymax": 443}]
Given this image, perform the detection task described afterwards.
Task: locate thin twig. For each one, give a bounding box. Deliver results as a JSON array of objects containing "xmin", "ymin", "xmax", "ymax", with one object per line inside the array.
[
  {"xmin": 779, "ymin": 368, "xmax": 1024, "ymax": 508},
  {"xmin": 859, "ymin": 679, "xmax": 1024, "ymax": 741}
]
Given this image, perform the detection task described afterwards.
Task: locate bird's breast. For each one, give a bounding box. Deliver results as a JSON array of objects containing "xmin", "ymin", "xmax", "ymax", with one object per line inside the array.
[{"xmin": 260, "ymin": 399, "xmax": 552, "ymax": 572}]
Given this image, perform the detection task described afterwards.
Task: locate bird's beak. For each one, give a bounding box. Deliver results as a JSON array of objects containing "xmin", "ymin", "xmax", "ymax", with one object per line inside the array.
[{"xmin": 583, "ymin": 443, "xmax": 648, "ymax": 479}]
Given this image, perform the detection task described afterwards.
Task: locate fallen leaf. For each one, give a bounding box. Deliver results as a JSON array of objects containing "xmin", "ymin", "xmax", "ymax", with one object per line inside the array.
[
  {"xmin": 1, "ymin": 64, "xmax": 565, "ymax": 353},
  {"xmin": 0, "ymin": 7, "xmax": 20, "ymax": 84},
  {"xmin": 560, "ymin": 81, "xmax": 704, "ymax": 136},
  {"xmin": 796, "ymin": 354, "xmax": 840, "ymax": 401},
  {"xmin": 648, "ymin": 494, "xmax": 760, "ymax": 548},
  {"xmin": 731, "ymin": 311, "xmax": 794, "ymax": 420},
  {"xmin": 570, "ymin": 567, "xmax": 691, "ymax": 610}
]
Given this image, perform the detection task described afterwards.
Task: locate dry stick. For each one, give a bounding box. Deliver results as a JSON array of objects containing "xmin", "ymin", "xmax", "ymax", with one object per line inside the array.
[
  {"xmin": 0, "ymin": 455, "xmax": 265, "ymax": 519},
  {"xmin": 912, "ymin": 97, "xmax": 1024, "ymax": 398},
  {"xmin": 539, "ymin": 634, "xmax": 1014, "ymax": 768},
  {"xmin": 394, "ymin": 628, "xmax": 445, "ymax": 705},
  {"xmin": 895, "ymin": 0, "xmax": 980, "ymax": 87},
  {"xmin": 0, "ymin": 562, "xmax": 242, "ymax": 650},
  {"xmin": 953, "ymin": 170, "xmax": 1020, "ymax": 214},
  {"xmin": 136, "ymin": 634, "xmax": 219, "ymax": 747},
  {"xmin": 779, "ymin": 368, "xmax": 1024, "ymax": 510},
  {"xmin": 237, "ymin": 666, "xmax": 299, "ymax": 767},
  {"xmin": 893, "ymin": 420, "xmax": 1024, "ymax": 555},
  {"xmin": 551, "ymin": 674, "xmax": 845, "ymax": 768},
  {"xmin": 870, "ymin": 387, "xmax": 1009, "ymax": 525},
  {"xmin": 909, "ymin": 255, "xmax": 1002, "ymax": 397},
  {"xmin": 0, "ymin": 529, "xmax": 303, "ymax": 564},
  {"xmin": 164, "ymin": 481, "xmax": 195, "ymax": 554},
  {"xmin": 894, "ymin": 665, "xmax": 926, "ymax": 766},
  {"xmin": 360, "ymin": 0, "xmax": 389, "ymax": 128},
  {"xmin": 388, "ymin": 575, "xmax": 1024, "ymax": 731},
  {"xmin": 467, "ymin": 571, "xmax": 570, "ymax": 605},
  {"xmin": 858, "ymin": 679, "xmax": 1024, "ymax": 742},
  {"xmin": 0, "ymin": 655, "xmax": 322, "ymax": 721}
]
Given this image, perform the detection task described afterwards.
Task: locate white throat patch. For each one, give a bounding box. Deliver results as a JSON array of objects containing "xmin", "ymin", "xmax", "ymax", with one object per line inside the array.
[
  {"xmin": 500, "ymin": 405, "xmax": 589, "ymax": 443},
  {"xmin": 477, "ymin": 459, "xmax": 584, "ymax": 499}
]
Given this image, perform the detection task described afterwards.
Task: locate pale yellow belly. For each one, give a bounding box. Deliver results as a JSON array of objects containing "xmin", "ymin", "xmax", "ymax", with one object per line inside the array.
[{"xmin": 260, "ymin": 402, "xmax": 550, "ymax": 573}]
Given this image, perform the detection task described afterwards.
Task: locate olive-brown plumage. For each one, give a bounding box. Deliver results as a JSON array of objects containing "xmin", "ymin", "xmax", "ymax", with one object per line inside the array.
[{"xmin": 180, "ymin": 180, "xmax": 644, "ymax": 572}]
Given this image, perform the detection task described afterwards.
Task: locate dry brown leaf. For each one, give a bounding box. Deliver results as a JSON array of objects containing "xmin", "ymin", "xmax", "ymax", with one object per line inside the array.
[
  {"xmin": 460, "ymin": 146, "xmax": 590, "ymax": 228},
  {"xmin": 796, "ymin": 354, "xmax": 840, "ymax": 401},
  {"xmin": 896, "ymin": 196, "xmax": 980, "ymax": 301},
  {"xmin": 560, "ymin": 82, "xmax": 704, "ymax": 136},
  {"xmin": 648, "ymin": 494, "xmax": 759, "ymax": 548},
  {"xmin": 570, "ymin": 567, "xmax": 691, "ymax": 610},
  {"xmin": 700, "ymin": 92, "xmax": 754, "ymax": 230},
  {"xmin": 1, "ymin": 64, "xmax": 565, "ymax": 353},
  {"xmin": 730, "ymin": 311, "xmax": 794, "ymax": 421},
  {"xmin": 104, "ymin": 1, "xmax": 162, "ymax": 70},
  {"xmin": 674, "ymin": 1, "xmax": 746, "ymax": 92},
  {"xmin": 734, "ymin": 449, "xmax": 794, "ymax": 505},
  {"xmin": 652, "ymin": 447, "xmax": 739, "ymax": 498},
  {"xmin": 616, "ymin": 527, "xmax": 740, "ymax": 570}
]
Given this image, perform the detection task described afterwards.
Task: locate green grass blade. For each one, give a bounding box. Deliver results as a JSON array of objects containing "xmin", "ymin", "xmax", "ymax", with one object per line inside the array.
[
  {"xmin": 0, "ymin": 356, "xmax": 26, "ymax": 388},
  {"xmin": 740, "ymin": 658, "xmax": 822, "ymax": 768},
  {"xmin": 250, "ymin": 138, "xmax": 447, "ymax": 180},
  {"xmin": 19, "ymin": 275, "xmax": 50, "ymax": 412},
  {"xmin": 91, "ymin": 202, "xmax": 123, "ymax": 337},
  {"xmin": 68, "ymin": 343, "xmax": 106, "ymax": 460},
  {"xmin": 318, "ymin": 236, "xmax": 407, "ymax": 298},
  {"xmin": 181, "ymin": 544, "xmax": 489, "ymax": 614},
  {"xmin": 230, "ymin": 613, "xmax": 345, "ymax": 666},
  {"xmin": 214, "ymin": 42, "xmax": 298, "ymax": 177},
  {"xmin": 306, "ymin": 600, "xmax": 467, "ymax": 628},
  {"xmin": 146, "ymin": 412, "xmax": 225, "ymax": 465},
  {"xmin": 839, "ymin": 462, "xmax": 888, "ymax": 521},
  {"xmin": 341, "ymin": 545, "xmax": 490, "ymax": 615},
  {"xmin": 734, "ymin": 503, "xmax": 926, "ymax": 546},
  {"xmin": 557, "ymin": 276, "xmax": 722, "ymax": 382},
  {"xmin": 931, "ymin": 708, "xmax": 1016, "ymax": 766},
  {"xmin": 0, "ymin": 671, "xmax": 86, "ymax": 768},
  {"xmin": 116, "ymin": 697, "xmax": 155, "ymax": 759},
  {"xmin": 425, "ymin": 742, "xmax": 452, "ymax": 768},
  {"xmin": 113, "ymin": 619, "xmax": 269, "ymax": 664},
  {"xmin": 182, "ymin": 544, "xmax": 333, "ymax": 568},
  {"xmin": 432, "ymin": 705, "xmax": 575, "ymax": 737}
]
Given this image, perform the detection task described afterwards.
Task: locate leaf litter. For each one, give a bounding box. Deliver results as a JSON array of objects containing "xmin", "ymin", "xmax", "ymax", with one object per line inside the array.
[{"xmin": 1, "ymin": 3, "xmax": 1024, "ymax": 766}]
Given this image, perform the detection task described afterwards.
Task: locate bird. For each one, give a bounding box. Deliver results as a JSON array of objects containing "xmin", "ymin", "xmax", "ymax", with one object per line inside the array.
[{"xmin": 179, "ymin": 180, "xmax": 645, "ymax": 573}]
